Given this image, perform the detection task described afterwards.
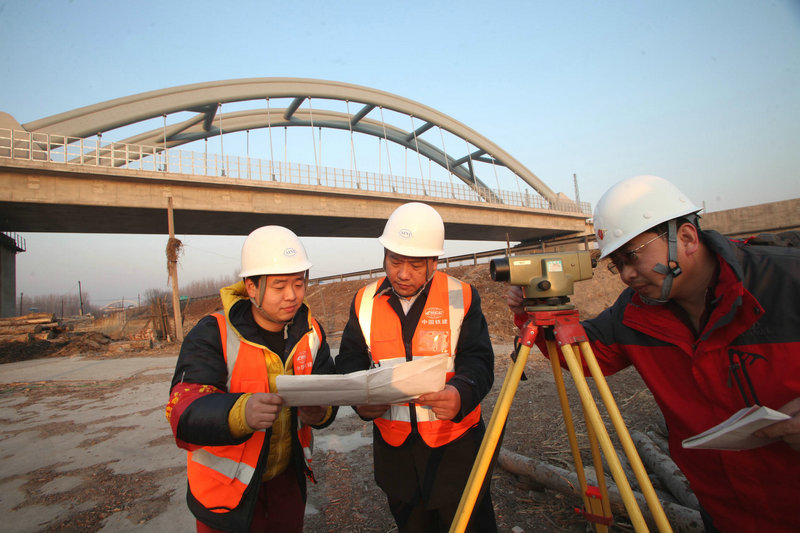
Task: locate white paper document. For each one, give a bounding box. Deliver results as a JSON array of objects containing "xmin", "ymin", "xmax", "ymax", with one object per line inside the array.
[
  {"xmin": 681, "ymin": 405, "xmax": 790, "ymax": 450},
  {"xmin": 275, "ymin": 354, "xmax": 448, "ymax": 406}
]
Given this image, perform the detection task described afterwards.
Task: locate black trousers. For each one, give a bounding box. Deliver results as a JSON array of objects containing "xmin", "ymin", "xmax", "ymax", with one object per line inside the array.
[
  {"xmin": 373, "ymin": 423, "xmax": 498, "ymax": 533},
  {"xmin": 387, "ymin": 485, "xmax": 496, "ymax": 533}
]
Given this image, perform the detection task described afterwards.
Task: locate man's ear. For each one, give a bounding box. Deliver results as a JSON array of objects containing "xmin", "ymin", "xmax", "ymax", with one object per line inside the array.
[
  {"xmin": 677, "ymin": 223, "xmax": 701, "ymax": 256},
  {"xmin": 243, "ymin": 277, "xmax": 257, "ymax": 298}
]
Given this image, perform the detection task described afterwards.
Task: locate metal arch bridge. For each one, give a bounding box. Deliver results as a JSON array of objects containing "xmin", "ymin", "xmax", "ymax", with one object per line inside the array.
[
  {"xmin": 0, "ymin": 77, "xmax": 591, "ymax": 242},
  {"xmin": 21, "ymin": 78, "xmax": 560, "ymax": 203}
]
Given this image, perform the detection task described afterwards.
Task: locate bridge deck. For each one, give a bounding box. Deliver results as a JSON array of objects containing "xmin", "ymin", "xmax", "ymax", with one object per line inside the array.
[{"xmin": 0, "ymin": 157, "xmax": 591, "ymax": 242}]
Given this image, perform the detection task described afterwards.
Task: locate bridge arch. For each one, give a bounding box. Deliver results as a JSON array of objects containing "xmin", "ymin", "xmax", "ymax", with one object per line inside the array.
[{"xmin": 22, "ymin": 78, "xmax": 558, "ymax": 205}]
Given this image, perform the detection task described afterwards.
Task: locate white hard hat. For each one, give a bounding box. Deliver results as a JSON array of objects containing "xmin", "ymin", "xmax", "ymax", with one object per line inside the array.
[
  {"xmin": 239, "ymin": 226, "xmax": 312, "ymax": 277},
  {"xmin": 378, "ymin": 202, "xmax": 445, "ymax": 257},
  {"xmin": 593, "ymin": 175, "xmax": 701, "ymax": 259}
]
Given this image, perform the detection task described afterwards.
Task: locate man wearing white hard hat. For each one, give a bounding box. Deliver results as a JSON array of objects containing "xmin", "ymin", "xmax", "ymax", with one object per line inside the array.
[
  {"xmin": 337, "ymin": 202, "xmax": 497, "ymax": 532},
  {"xmin": 167, "ymin": 226, "xmax": 337, "ymax": 533},
  {"xmin": 507, "ymin": 175, "xmax": 800, "ymax": 532}
]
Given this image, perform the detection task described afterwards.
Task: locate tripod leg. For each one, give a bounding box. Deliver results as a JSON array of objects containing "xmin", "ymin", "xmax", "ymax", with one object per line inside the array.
[
  {"xmin": 560, "ymin": 342, "xmax": 651, "ymax": 532},
  {"xmin": 545, "ymin": 339, "xmax": 593, "ymax": 511},
  {"xmin": 578, "ymin": 341, "xmax": 673, "ymax": 533},
  {"xmin": 578, "ymin": 351, "xmax": 613, "ymax": 532},
  {"xmin": 549, "ymin": 338, "xmax": 612, "ymax": 532},
  {"xmin": 449, "ymin": 340, "xmax": 533, "ymax": 533}
]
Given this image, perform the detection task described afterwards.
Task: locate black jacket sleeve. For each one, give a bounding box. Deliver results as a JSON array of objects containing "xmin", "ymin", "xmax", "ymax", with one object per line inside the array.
[
  {"xmin": 335, "ymin": 296, "xmax": 377, "ymax": 421},
  {"xmin": 170, "ymin": 315, "xmax": 250, "ymax": 446},
  {"xmin": 171, "ymin": 315, "xmax": 229, "ymax": 390}
]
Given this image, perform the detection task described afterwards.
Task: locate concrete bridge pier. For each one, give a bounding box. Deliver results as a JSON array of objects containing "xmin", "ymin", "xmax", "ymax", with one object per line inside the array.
[{"xmin": 0, "ymin": 233, "xmax": 25, "ymax": 317}]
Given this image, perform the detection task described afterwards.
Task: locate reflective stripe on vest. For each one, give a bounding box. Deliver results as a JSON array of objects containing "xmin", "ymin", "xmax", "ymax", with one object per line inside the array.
[
  {"xmin": 221, "ymin": 318, "xmax": 240, "ymax": 392},
  {"xmin": 191, "ymin": 448, "xmax": 257, "ymax": 487},
  {"xmin": 186, "ymin": 312, "xmax": 320, "ymax": 512},
  {"xmin": 289, "ymin": 323, "xmax": 321, "ymax": 463},
  {"xmin": 357, "ymin": 281, "xmax": 379, "ymax": 349},
  {"xmin": 355, "ymin": 272, "xmax": 481, "ymax": 447}
]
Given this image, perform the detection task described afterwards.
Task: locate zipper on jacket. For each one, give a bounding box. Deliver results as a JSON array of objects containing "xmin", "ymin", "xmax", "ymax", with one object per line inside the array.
[{"xmin": 727, "ymin": 350, "xmax": 760, "ymax": 406}]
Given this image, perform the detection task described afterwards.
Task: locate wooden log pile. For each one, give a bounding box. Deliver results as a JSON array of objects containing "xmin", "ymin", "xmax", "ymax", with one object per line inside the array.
[
  {"xmin": 497, "ymin": 422, "xmax": 706, "ymax": 532},
  {"xmin": 0, "ymin": 313, "xmax": 72, "ymax": 343},
  {"xmin": 498, "ymin": 448, "xmax": 704, "ymax": 532}
]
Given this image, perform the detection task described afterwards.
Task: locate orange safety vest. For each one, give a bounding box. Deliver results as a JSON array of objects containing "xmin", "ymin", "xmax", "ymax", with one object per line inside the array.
[
  {"xmin": 355, "ymin": 271, "xmax": 481, "ymax": 448},
  {"xmin": 186, "ymin": 313, "xmax": 321, "ymax": 512}
]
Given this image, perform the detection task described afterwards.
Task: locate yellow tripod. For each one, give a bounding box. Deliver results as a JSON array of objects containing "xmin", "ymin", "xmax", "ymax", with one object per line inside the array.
[{"xmin": 450, "ymin": 308, "xmax": 673, "ymax": 533}]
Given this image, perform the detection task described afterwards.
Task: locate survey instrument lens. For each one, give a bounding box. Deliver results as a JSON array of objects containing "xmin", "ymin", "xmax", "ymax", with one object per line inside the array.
[
  {"xmin": 490, "ymin": 251, "xmax": 595, "ymax": 310},
  {"xmin": 489, "ymin": 257, "xmax": 510, "ymax": 282}
]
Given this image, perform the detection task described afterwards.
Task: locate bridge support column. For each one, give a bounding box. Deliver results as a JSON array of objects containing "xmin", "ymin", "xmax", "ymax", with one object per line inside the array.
[{"xmin": 0, "ymin": 233, "xmax": 25, "ymax": 318}]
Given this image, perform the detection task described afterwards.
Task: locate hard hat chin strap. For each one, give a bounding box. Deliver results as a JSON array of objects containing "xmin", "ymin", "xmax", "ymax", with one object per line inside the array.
[
  {"xmin": 250, "ymin": 275, "xmax": 268, "ymax": 311},
  {"xmin": 643, "ymin": 219, "xmax": 683, "ymax": 305}
]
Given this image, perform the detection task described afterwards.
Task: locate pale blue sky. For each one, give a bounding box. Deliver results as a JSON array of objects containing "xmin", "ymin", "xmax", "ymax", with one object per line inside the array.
[{"xmin": 2, "ymin": 0, "xmax": 799, "ymax": 304}]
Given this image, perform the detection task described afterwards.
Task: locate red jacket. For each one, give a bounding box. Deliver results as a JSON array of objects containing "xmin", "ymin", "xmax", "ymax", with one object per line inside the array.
[
  {"xmin": 522, "ymin": 231, "xmax": 800, "ymax": 532},
  {"xmin": 577, "ymin": 231, "xmax": 800, "ymax": 532}
]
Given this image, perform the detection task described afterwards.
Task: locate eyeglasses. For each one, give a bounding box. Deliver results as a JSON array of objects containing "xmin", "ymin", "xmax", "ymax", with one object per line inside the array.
[{"xmin": 607, "ymin": 232, "xmax": 667, "ymax": 274}]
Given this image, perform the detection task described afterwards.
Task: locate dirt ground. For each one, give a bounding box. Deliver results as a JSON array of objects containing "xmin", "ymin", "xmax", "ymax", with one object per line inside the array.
[{"xmin": 0, "ymin": 257, "xmax": 678, "ymax": 532}]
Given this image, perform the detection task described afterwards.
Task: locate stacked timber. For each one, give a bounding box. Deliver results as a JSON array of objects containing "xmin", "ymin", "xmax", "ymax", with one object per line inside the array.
[{"xmin": 0, "ymin": 313, "xmax": 71, "ymax": 343}]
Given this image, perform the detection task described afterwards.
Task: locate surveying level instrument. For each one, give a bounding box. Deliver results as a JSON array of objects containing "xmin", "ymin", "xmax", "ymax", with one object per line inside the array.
[{"xmin": 450, "ymin": 250, "xmax": 672, "ymax": 533}]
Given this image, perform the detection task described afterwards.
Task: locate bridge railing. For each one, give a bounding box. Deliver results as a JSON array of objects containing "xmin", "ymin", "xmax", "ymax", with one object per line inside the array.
[
  {"xmin": 310, "ymin": 234, "xmax": 595, "ymax": 284},
  {"xmin": 0, "ymin": 231, "xmax": 26, "ymax": 252},
  {"xmin": 0, "ymin": 128, "xmax": 591, "ymax": 214}
]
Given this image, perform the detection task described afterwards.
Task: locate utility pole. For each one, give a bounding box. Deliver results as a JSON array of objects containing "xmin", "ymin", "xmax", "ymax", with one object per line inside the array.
[
  {"xmin": 78, "ymin": 281, "xmax": 84, "ymax": 316},
  {"xmin": 167, "ymin": 197, "xmax": 184, "ymax": 343}
]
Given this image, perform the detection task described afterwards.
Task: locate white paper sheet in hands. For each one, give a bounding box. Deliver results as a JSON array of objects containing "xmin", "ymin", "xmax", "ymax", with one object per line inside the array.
[
  {"xmin": 276, "ymin": 354, "xmax": 448, "ymax": 406},
  {"xmin": 681, "ymin": 405, "xmax": 790, "ymax": 450}
]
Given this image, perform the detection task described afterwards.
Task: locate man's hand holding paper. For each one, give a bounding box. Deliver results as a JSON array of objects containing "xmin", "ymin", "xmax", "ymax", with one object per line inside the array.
[
  {"xmin": 754, "ymin": 397, "xmax": 800, "ymax": 451},
  {"xmin": 354, "ymin": 404, "xmax": 390, "ymax": 420},
  {"xmin": 417, "ymin": 385, "xmax": 461, "ymax": 421},
  {"xmin": 245, "ymin": 393, "xmax": 284, "ymax": 430},
  {"xmin": 276, "ymin": 354, "xmax": 448, "ymax": 407},
  {"xmin": 298, "ymin": 405, "xmax": 328, "ymax": 425}
]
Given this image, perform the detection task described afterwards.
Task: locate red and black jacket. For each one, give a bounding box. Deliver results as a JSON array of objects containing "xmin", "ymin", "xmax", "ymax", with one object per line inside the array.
[{"xmin": 577, "ymin": 230, "xmax": 800, "ymax": 532}]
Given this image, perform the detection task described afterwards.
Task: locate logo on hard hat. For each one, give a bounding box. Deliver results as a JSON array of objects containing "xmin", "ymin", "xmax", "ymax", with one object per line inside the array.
[
  {"xmin": 399, "ymin": 229, "xmax": 412, "ymax": 239},
  {"xmin": 284, "ymin": 247, "xmax": 297, "ymax": 257},
  {"xmin": 597, "ymin": 229, "xmax": 605, "ymax": 240}
]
